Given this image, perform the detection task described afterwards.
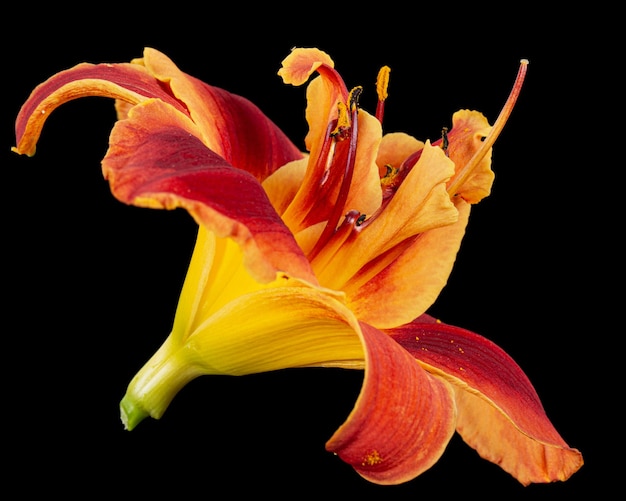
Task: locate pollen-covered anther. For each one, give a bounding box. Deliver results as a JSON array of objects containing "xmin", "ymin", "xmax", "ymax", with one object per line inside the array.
[
  {"xmin": 348, "ymin": 85, "xmax": 363, "ymax": 110},
  {"xmin": 331, "ymin": 102, "xmax": 351, "ymax": 139},
  {"xmin": 375, "ymin": 65, "xmax": 390, "ymax": 123},
  {"xmin": 441, "ymin": 127, "xmax": 449, "ymax": 156},
  {"xmin": 330, "ymin": 86, "xmax": 363, "ymax": 139}
]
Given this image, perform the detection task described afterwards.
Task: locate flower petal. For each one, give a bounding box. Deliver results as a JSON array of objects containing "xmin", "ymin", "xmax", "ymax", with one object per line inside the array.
[
  {"xmin": 376, "ymin": 131, "xmax": 424, "ymax": 177},
  {"xmin": 121, "ymin": 282, "xmax": 365, "ymax": 429},
  {"xmin": 103, "ymin": 99, "xmax": 316, "ymax": 284},
  {"xmin": 139, "ymin": 48, "xmax": 303, "ymax": 181},
  {"xmin": 326, "ymin": 321, "xmax": 456, "ymax": 484},
  {"xmin": 262, "ymin": 156, "xmax": 309, "ymax": 216},
  {"xmin": 388, "ymin": 316, "xmax": 584, "ymax": 484},
  {"xmin": 277, "ymin": 48, "xmax": 346, "ymax": 157},
  {"xmin": 440, "ymin": 109, "xmax": 495, "ymax": 204},
  {"xmin": 313, "ymin": 142, "xmax": 458, "ymax": 297},
  {"xmin": 13, "ymin": 60, "xmax": 187, "ymax": 157},
  {"xmin": 346, "ymin": 200, "xmax": 470, "ymax": 329}
]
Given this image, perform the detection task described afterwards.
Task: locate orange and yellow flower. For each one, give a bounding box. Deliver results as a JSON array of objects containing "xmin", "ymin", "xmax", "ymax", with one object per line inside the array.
[{"xmin": 13, "ymin": 47, "xmax": 583, "ymax": 485}]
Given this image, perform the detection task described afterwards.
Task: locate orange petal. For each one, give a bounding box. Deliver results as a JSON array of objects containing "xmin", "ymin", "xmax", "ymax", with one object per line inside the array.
[
  {"xmin": 277, "ymin": 47, "xmax": 336, "ymax": 86},
  {"xmin": 388, "ymin": 316, "xmax": 584, "ymax": 484},
  {"xmin": 346, "ymin": 200, "xmax": 471, "ymax": 329},
  {"xmin": 441, "ymin": 109, "xmax": 495, "ymax": 204},
  {"xmin": 103, "ymin": 99, "xmax": 316, "ymax": 284},
  {"xmin": 326, "ymin": 321, "xmax": 456, "ymax": 484},
  {"xmin": 262, "ymin": 157, "xmax": 309, "ymax": 216},
  {"xmin": 376, "ymin": 131, "xmax": 424, "ymax": 177},
  {"xmin": 312, "ymin": 142, "xmax": 457, "ymax": 292}
]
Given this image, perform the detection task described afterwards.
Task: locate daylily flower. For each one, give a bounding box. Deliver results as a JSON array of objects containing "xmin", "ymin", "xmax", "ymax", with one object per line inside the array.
[{"xmin": 13, "ymin": 47, "xmax": 582, "ymax": 486}]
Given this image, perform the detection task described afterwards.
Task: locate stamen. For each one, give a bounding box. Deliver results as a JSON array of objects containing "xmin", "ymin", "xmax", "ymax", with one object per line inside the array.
[
  {"xmin": 309, "ymin": 87, "xmax": 363, "ymax": 260},
  {"xmin": 447, "ymin": 59, "xmax": 529, "ymax": 197},
  {"xmin": 375, "ymin": 66, "xmax": 391, "ymax": 124},
  {"xmin": 441, "ymin": 127, "xmax": 449, "ymax": 156},
  {"xmin": 331, "ymin": 102, "xmax": 351, "ymax": 139}
]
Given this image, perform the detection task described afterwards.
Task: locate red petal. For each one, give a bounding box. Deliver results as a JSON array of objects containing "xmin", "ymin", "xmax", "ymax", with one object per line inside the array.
[
  {"xmin": 14, "ymin": 48, "xmax": 303, "ymax": 185},
  {"xmin": 388, "ymin": 316, "xmax": 583, "ymax": 484},
  {"xmin": 326, "ymin": 322, "xmax": 456, "ymax": 484},
  {"xmin": 103, "ymin": 99, "xmax": 316, "ymax": 284},
  {"xmin": 141, "ymin": 48, "xmax": 303, "ymax": 182},
  {"xmin": 14, "ymin": 61, "xmax": 188, "ymax": 156}
]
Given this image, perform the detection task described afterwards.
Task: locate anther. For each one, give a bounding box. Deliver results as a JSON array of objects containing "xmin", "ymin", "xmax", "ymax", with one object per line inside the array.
[
  {"xmin": 376, "ymin": 66, "xmax": 391, "ymax": 124},
  {"xmin": 331, "ymin": 102, "xmax": 351, "ymax": 139},
  {"xmin": 349, "ymin": 86, "xmax": 363, "ymax": 111},
  {"xmin": 441, "ymin": 127, "xmax": 449, "ymax": 156}
]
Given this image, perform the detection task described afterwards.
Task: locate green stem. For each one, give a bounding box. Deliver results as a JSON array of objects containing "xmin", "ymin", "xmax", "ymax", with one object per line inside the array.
[{"xmin": 119, "ymin": 335, "xmax": 203, "ymax": 431}]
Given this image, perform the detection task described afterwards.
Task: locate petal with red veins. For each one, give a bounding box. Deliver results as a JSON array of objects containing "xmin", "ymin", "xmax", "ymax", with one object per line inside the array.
[
  {"xmin": 140, "ymin": 48, "xmax": 303, "ymax": 181},
  {"xmin": 387, "ymin": 316, "xmax": 584, "ymax": 484},
  {"xmin": 326, "ymin": 321, "xmax": 456, "ymax": 485},
  {"xmin": 103, "ymin": 99, "xmax": 316, "ymax": 284}
]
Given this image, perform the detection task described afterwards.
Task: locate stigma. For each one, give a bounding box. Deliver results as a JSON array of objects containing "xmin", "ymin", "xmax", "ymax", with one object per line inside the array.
[{"xmin": 447, "ymin": 59, "xmax": 529, "ymax": 197}]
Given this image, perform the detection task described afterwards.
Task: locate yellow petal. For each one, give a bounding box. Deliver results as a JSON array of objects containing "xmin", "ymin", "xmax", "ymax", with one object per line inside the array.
[{"xmin": 120, "ymin": 280, "xmax": 364, "ymax": 429}]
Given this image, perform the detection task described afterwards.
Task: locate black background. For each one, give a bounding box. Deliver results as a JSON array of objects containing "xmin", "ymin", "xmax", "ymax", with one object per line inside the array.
[{"xmin": 4, "ymin": 5, "xmax": 615, "ymax": 498}]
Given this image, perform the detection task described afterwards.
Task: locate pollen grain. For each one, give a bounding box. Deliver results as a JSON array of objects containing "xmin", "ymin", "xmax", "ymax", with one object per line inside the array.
[{"xmin": 362, "ymin": 449, "xmax": 383, "ymax": 466}]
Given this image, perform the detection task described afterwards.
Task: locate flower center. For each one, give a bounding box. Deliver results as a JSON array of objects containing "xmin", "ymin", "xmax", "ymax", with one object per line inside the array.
[{"xmin": 301, "ymin": 59, "xmax": 529, "ymax": 287}]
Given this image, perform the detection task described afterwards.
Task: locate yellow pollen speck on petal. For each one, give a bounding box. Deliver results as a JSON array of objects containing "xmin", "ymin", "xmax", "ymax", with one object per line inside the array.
[
  {"xmin": 458, "ymin": 347, "xmax": 465, "ymax": 353},
  {"xmin": 362, "ymin": 450, "xmax": 383, "ymax": 466},
  {"xmin": 459, "ymin": 367, "xmax": 465, "ymax": 371},
  {"xmin": 415, "ymin": 336, "xmax": 420, "ymax": 341}
]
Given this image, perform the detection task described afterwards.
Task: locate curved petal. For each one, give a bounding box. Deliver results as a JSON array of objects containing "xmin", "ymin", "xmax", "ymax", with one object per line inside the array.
[
  {"xmin": 376, "ymin": 131, "xmax": 424, "ymax": 177},
  {"xmin": 262, "ymin": 156, "xmax": 309, "ymax": 216},
  {"xmin": 277, "ymin": 47, "xmax": 348, "ymax": 154},
  {"xmin": 140, "ymin": 48, "xmax": 303, "ymax": 181},
  {"xmin": 103, "ymin": 99, "xmax": 316, "ymax": 284},
  {"xmin": 387, "ymin": 316, "xmax": 584, "ymax": 484},
  {"xmin": 13, "ymin": 48, "xmax": 304, "ymax": 186},
  {"xmin": 434, "ymin": 109, "xmax": 495, "ymax": 204},
  {"xmin": 326, "ymin": 321, "xmax": 456, "ymax": 484},
  {"xmin": 346, "ymin": 200, "xmax": 470, "ymax": 329},
  {"xmin": 13, "ymin": 60, "xmax": 188, "ymax": 156},
  {"xmin": 121, "ymin": 283, "xmax": 365, "ymax": 430}
]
